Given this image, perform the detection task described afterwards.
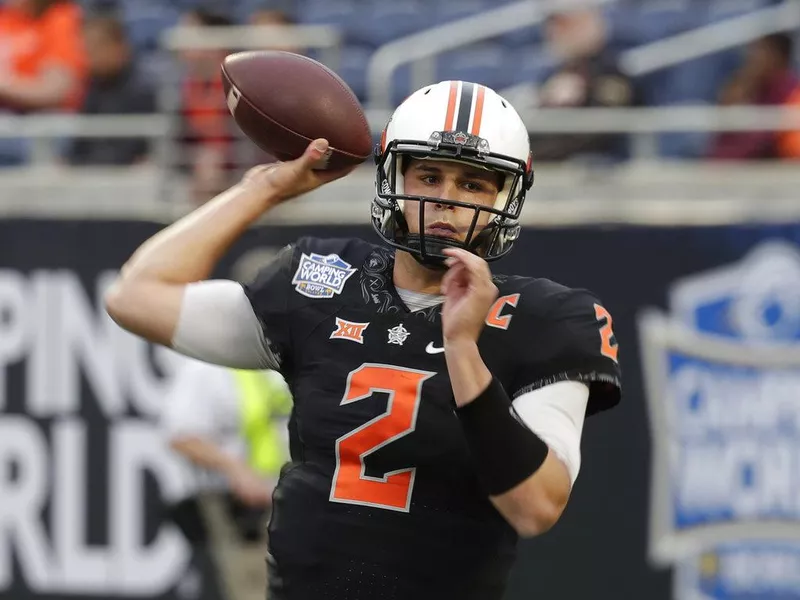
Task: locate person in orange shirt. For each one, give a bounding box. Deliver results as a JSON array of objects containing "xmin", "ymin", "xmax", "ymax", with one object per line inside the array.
[
  {"xmin": 0, "ymin": 0, "xmax": 87, "ymax": 112},
  {"xmin": 778, "ymin": 86, "xmax": 800, "ymax": 160}
]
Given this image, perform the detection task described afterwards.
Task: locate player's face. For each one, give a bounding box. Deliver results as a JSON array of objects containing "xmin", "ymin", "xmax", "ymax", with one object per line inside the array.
[{"xmin": 402, "ymin": 159, "xmax": 500, "ymax": 242}]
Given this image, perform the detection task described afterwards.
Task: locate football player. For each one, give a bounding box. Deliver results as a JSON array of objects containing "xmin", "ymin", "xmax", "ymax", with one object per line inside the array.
[{"xmin": 106, "ymin": 80, "xmax": 621, "ymax": 600}]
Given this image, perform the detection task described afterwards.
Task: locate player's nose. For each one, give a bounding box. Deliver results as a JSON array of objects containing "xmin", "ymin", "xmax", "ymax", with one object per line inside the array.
[{"xmin": 434, "ymin": 179, "xmax": 460, "ymax": 208}]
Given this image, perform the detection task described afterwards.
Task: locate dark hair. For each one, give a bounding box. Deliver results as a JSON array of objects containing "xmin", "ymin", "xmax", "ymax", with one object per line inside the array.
[
  {"xmin": 84, "ymin": 14, "xmax": 128, "ymax": 44},
  {"xmin": 761, "ymin": 33, "xmax": 794, "ymax": 66},
  {"xmin": 29, "ymin": 0, "xmax": 67, "ymax": 18},
  {"xmin": 190, "ymin": 8, "xmax": 234, "ymax": 27}
]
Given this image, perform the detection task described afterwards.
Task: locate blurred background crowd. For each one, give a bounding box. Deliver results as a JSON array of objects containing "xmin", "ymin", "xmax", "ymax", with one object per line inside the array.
[{"xmin": 0, "ymin": 0, "xmax": 798, "ymax": 202}]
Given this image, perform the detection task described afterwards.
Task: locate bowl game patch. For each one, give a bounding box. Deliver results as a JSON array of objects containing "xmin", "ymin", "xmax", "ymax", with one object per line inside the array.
[{"xmin": 292, "ymin": 253, "xmax": 357, "ymax": 299}]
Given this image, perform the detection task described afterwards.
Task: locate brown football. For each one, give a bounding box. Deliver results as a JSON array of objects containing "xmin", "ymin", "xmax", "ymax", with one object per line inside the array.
[{"xmin": 221, "ymin": 51, "xmax": 373, "ymax": 170}]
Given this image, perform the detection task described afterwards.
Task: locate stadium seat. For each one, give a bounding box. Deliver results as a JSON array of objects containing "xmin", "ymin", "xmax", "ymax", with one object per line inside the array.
[
  {"xmin": 509, "ymin": 46, "xmax": 558, "ymax": 86},
  {"xmin": 436, "ymin": 43, "xmax": 513, "ymax": 92},
  {"xmin": 122, "ymin": 3, "xmax": 181, "ymax": 51},
  {"xmin": 609, "ymin": 0, "xmax": 708, "ymax": 47},
  {"xmin": 350, "ymin": 0, "xmax": 429, "ymax": 47},
  {"xmin": 331, "ymin": 45, "xmax": 373, "ymax": 102},
  {"xmin": 432, "ymin": 0, "xmax": 490, "ymax": 24},
  {"xmin": 705, "ymin": 0, "xmax": 776, "ymax": 24},
  {"xmin": 296, "ymin": 0, "xmax": 359, "ymax": 34}
]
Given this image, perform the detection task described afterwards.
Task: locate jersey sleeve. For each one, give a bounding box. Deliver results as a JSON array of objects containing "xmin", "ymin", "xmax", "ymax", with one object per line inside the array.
[
  {"xmin": 510, "ymin": 288, "xmax": 621, "ymax": 416},
  {"xmin": 241, "ymin": 243, "xmax": 296, "ymax": 367}
]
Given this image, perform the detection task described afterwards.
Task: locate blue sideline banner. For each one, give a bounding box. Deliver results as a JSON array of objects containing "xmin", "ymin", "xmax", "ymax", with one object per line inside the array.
[
  {"xmin": 639, "ymin": 241, "xmax": 800, "ymax": 600},
  {"xmin": 2, "ymin": 219, "xmax": 800, "ymax": 600}
]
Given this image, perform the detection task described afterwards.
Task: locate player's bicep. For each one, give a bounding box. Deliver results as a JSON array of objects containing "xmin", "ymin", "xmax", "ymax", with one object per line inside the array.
[{"xmin": 172, "ymin": 280, "xmax": 277, "ymax": 369}]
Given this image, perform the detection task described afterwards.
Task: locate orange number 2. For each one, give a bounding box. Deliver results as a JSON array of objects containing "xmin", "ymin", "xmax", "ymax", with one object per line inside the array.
[
  {"xmin": 594, "ymin": 304, "xmax": 619, "ymax": 362},
  {"xmin": 330, "ymin": 364, "xmax": 435, "ymax": 512}
]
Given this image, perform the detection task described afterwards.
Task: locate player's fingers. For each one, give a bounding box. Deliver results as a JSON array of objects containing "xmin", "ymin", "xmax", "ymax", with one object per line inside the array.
[
  {"xmin": 297, "ymin": 138, "xmax": 330, "ymax": 170},
  {"xmin": 444, "ymin": 248, "xmax": 491, "ymax": 281},
  {"xmin": 441, "ymin": 260, "xmax": 466, "ymax": 294}
]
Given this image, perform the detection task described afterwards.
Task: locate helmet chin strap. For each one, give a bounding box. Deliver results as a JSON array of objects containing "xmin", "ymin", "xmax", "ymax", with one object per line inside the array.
[{"xmin": 405, "ymin": 234, "xmax": 457, "ymax": 269}]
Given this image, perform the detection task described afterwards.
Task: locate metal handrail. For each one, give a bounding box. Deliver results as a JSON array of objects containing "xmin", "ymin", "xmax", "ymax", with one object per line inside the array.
[
  {"xmin": 365, "ymin": 0, "xmax": 614, "ymax": 109},
  {"xmin": 619, "ymin": 0, "xmax": 800, "ymax": 76}
]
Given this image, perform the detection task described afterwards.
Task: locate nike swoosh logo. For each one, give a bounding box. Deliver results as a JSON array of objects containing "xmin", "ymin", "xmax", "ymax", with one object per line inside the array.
[{"xmin": 425, "ymin": 342, "xmax": 445, "ymax": 354}]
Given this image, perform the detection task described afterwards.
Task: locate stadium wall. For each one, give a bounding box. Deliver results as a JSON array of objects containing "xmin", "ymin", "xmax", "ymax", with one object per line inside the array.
[{"xmin": 3, "ymin": 217, "xmax": 800, "ymax": 600}]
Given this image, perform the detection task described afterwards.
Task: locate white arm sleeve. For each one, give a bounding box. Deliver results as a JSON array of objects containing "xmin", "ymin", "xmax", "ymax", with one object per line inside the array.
[
  {"xmin": 171, "ymin": 280, "xmax": 279, "ymax": 370},
  {"xmin": 512, "ymin": 381, "xmax": 589, "ymax": 486}
]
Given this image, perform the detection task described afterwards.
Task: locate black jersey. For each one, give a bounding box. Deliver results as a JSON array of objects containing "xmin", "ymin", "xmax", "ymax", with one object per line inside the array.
[{"xmin": 244, "ymin": 237, "xmax": 621, "ymax": 600}]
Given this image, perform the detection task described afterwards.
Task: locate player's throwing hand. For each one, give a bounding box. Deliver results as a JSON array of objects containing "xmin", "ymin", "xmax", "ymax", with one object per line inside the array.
[
  {"xmin": 441, "ymin": 248, "xmax": 499, "ymax": 345},
  {"xmin": 240, "ymin": 138, "xmax": 355, "ymax": 207}
]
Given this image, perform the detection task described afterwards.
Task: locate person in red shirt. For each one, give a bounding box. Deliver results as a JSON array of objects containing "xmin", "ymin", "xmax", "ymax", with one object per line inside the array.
[
  {"xmin": 0, "ymin": 0, "xmax": 86, "ymax": 112},
  {"xmin": 176, "ymin": 8, "xmax": 235, "ymax": 202},
  {"xmin": 777, "ymin": 85, "xmax": 800, "ymax": 160},
  {"xmin": 709, "ymin": 34, "xmax": 798, "ymax": 160}
]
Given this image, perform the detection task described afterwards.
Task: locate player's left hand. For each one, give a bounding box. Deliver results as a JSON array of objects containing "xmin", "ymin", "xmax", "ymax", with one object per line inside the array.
[{"xmin": 441, "ymin": 248, "xmax": 498, "ymax": 345}]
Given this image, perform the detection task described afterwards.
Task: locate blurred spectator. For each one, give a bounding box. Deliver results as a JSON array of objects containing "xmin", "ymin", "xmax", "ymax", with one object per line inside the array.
[
  {"xmin": 177, "ymin": 6, "xmax": 293, "ymax": 202},
  {"xmin": 777, "ymin": 86, "xmax": 800, "ymax": 159},
  {"xmin": 0, "ymin": 0, "xmax": 87, "ymax": 164},
  {"xmin": 249, "ymin": 4, "xmax": 300, "ymax": 53},
  {"xmin": 709, "ymin": 34, "xmax": 798, "ymax": 160},
  {"xmin": 64, "ymin": 14, "xmax": 157, "ymax": 166},
  {"xmin": 161, "ymin": 359, "xmax": 292, "ymax": 600},
  {"xmin": 178, "ymin": 8, "xmax": 237, "ymax": 203},
  {"xmin": 0, "ymin": 0, "xmax": 86, "ymax": 110},
  {"xmin": 528, "ymin": 5, "xmax": 636, "ymax": 163}
]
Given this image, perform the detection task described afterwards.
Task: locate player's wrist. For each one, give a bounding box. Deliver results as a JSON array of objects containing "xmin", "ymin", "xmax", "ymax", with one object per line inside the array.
[
  {"xmin": 442, "ymin": 336, "xmax": 479, "ymax": 352},
  {"xmin": 443, "ymin": 340, "xmax": 492, "ymax": 407},
  {"xmin": 235, "ymin": 177, "xmax": 283, "ymax": 211},
  {"xmin": 456, "ymin": 377, "xmax": 550, "ymax": 496}
]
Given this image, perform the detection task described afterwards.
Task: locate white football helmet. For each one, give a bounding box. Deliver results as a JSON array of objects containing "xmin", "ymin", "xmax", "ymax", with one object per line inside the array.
[{"xmin": 372, "ymin": 80, "xmax": 534, "ymax": 266}]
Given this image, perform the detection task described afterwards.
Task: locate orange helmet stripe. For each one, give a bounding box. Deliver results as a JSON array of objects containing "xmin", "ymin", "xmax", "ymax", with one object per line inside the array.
[
  {"xmin": 443, "ymin": 81, "xmax": 459, "ymax": 131},
  {"xmin": 470, "ymin": 85, "xmax": 486, "ymax": 136}
]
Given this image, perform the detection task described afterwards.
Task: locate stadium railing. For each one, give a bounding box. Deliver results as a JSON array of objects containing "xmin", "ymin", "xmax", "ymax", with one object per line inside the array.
[
  {"xmin": 161, "ymin": 23, "xmax": 343, "ymax": 67},
  {"xmin": 366, "ymin": 0, "xmax": 799, "ymax": 107},
  {"xmin": 366, "ymin": 0, "xmax": 613, "ymax": 109},
  {"xmin": 620, "ymin": 0, "xmax": 800, "ymax": 77},
  {"xmin": 1, "ymin": 106, "xmax": 799, "ymax": 222},
  {"xmin": 1, "ymin": 104, "xmax": 798, "ymax": 165}
]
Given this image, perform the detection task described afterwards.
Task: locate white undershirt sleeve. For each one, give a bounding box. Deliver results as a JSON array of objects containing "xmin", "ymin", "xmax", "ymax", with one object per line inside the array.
[
  {"xmin": 170, "ymin": 280, "xmax": 279, "ymax": 370},
  {"xmin": 512, "ymin": 381, "xmax": 589, "ymax": 486}
]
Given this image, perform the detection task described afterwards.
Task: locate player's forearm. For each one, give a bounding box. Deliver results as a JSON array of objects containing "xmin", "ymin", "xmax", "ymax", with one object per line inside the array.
[
  {"xmin": 169, "ymin": 435, "xmax": 241, "ymax": 476},
  {"xmin": 118, "ymin": 183, "xmax": 275, "ymax": 285},
  {"xmin": 105, "ymin": 184, "xmax": 276, "ymax": 345},
  {"xmin": 447, "ymin": 343, "xmax": 571, "ymax": 537},
  {"xmin": 489, "ymin": 454, "xmax": 571, "ymax": 538}
]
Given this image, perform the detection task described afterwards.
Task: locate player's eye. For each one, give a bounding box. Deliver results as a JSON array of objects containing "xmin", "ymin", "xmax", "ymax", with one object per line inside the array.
[
  {"xmin": 462, "ymin": 180, "xmax": 487, "ymax": 193},
  {"xmin": 420, "ymin": 175, "xmax": 439, "ymax": 185}
]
